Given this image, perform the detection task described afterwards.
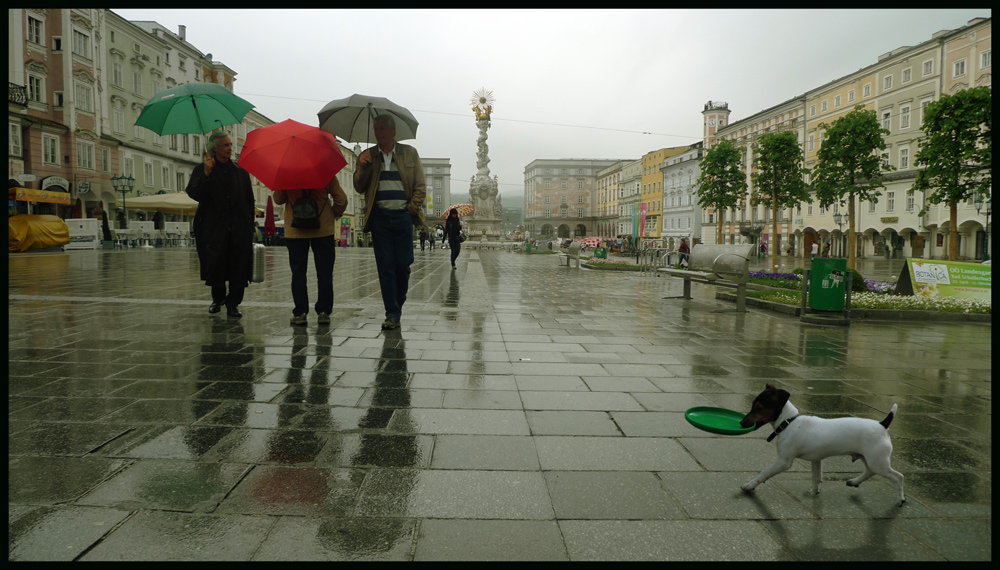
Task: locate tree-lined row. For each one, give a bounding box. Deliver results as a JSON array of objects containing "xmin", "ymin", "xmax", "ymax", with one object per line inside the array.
[{"xmin": 696, "ymin": 86, "xmax": 992, "ymax": 266}]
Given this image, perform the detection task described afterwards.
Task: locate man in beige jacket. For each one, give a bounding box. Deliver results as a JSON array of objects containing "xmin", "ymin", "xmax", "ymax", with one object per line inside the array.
[{"xmin": 353, "ymin": 114, "xmax": 426, "ymax": 330}]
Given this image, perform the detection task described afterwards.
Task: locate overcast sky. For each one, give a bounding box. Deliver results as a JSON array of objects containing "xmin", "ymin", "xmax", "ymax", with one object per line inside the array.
[{"xmin": 114, "ymin": 9, "xmax": 989, "ymax": 199}]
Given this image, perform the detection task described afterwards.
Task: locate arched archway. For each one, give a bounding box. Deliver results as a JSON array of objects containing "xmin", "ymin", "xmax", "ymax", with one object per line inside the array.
[
  {"xmin": 574, "ymin": 224, "xmax": 586, "ymax": 237},
  {"xmin": 557, "ymin": 224, "xmax": 570, "ymax": 238}
]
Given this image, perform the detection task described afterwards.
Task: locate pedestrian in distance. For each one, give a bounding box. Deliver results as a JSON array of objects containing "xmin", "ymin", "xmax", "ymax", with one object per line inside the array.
[
  {"xmin": 419, "ymin": 226, "xmax": 428, "ymax": 251},
  {"xmin": 811, "ymin": 241, "xmax": 819, "ymax": 260},
  {"xmin": 429, "ymin": 225, "xmax": 437, "ymax": 250},
  {"xmin": 186, "ymin": 131, "xmax": 255, "ymax": 318},
  {"xmin": 272, "ymin": 178, "xmax": 348, "ymax": 326},
  {"xmin": 678, "ymin": 237, "xmax": 690, "ymax": 268},
  {"xmin": 353, "ymin": 114, "xmax": 427, "ymax": 331},
  {"xmin": 444, "ymin": 208, "xmax": 463, "ymax": 269}
]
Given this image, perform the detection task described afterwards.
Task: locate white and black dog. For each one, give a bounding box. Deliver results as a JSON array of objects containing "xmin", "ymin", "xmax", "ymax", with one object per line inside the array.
[{"xmin": 739, "ymin": 384, "xmax": 905, "ymax": 506}]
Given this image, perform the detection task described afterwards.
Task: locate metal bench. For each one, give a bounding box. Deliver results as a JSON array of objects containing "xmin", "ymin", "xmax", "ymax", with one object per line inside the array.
[
  {"xmin": 657, "ymin": 243, "xmax": 754, "ymax": 312},
  {"xmin": 556, "ymin": 241, "xmax": 582, "ymax": 268}
]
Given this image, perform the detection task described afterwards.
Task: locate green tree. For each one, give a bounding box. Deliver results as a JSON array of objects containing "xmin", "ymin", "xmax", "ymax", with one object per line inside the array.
[
  {"xmin": 910, "ymin": 86, "xmax": 992, "ymax": 261},
  {"xmin": 696, "ymin": 139, "xmax": 747, "ymax": 244},
  {"xmin": 751, "ymin": 131, "xmax": 811, "ymax": 271},
  {"xmin": 813, "ymin": 105, "xmax": 893, "ymax": 270}
]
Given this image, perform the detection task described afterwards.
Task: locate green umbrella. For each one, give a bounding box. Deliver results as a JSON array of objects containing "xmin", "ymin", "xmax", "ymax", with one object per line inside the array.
[{"xmin": 134, "ymin": 83, "xmax": 255, "ymax": 136}]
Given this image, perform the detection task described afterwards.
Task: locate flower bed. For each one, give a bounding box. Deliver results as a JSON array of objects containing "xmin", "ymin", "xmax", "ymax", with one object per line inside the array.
[{"xmin": 745, "ymin": 273, "xmax": 990, "ymax": 314}]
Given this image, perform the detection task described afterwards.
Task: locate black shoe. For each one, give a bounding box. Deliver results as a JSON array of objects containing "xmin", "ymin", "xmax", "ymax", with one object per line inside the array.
[
  {"xmin": 209, "ymin": 303, "xmax": 222, "ymax": 314},
  {"xmin": 381, "ymin": 317, "xmax": 400, "ymax": 330},
  {"xmin": 226, "ymin": 306, "xmax": 242, "ymax": 318}
]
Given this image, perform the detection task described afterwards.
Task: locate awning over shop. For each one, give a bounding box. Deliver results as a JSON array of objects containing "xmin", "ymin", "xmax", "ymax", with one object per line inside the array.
[
  {"xmin": 9, "ymin": 187, "xmax": 71, "ymax": 205},
  {"xmin": 124, "ymin": 192, "xmax": 265, "ymax": 215}
]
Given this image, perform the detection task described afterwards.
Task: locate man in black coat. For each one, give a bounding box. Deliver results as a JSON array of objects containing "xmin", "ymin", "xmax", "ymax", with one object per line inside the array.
[{"xmin": 186, "ymin": 132, "xmax": 255, "ymax": 318}]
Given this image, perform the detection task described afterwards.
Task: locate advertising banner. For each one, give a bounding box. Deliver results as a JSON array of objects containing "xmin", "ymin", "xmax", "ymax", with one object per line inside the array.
[
  {"xmin": 895, "ymin": 258, "xmax": 991, "ymax": 300},
  {"xmin": 638, "ymin": 203, "xmax": 647, "ymax": 238}
]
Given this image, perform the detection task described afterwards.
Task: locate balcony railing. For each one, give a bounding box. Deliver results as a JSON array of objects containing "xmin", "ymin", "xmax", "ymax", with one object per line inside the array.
[{"xmin": 10, "ymin": 82, "xmax": 27, "ymax": 106}]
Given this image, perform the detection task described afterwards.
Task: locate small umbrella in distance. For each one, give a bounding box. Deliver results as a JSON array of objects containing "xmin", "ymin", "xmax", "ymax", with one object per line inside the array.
[
  {"xmin": 442, "ymin": 203, "xmax": 475, "ymax": 219},
  {"xmin": 263, "ymin": 195, "xmax": 276, "ymax": 238},
  {"xmin": 239, "ymin": 119, "xmax": 347, "ymax": 191}
]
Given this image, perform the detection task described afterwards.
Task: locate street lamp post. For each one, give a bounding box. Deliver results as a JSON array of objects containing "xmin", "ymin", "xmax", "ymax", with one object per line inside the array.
[
  {"xmin": 974, "ymin": 193, "xmax": 991, "ymax": 261},
  {"xmin": 110, "ymin": 173, "xmax": 135, "ymax": 230},
  {"xmin": 833, "ymin": 212, "xmax": 845, "ymax": 257}
]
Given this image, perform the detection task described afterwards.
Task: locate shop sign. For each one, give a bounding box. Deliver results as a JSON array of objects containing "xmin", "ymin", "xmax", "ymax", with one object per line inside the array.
[
  {"xmin": 77, "ymin": 181, "xmax": 91, "ymax": 194},
  {"xmin": 41, "ymin": 176, "xmax": 70, "ymax": 191},
  {"xmin": 895, "ymin": 258, "xmax": 991, "ymax": 301},
  {"xmin": 881, "ymin": 217, "xmax": 898, "ymax": 223}
]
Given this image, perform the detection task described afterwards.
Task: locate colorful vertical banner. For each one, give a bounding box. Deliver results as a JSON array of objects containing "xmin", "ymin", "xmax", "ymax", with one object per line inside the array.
[{"xmin": 638, "ymin": 203, "xmax": 647, "ymax": 238}]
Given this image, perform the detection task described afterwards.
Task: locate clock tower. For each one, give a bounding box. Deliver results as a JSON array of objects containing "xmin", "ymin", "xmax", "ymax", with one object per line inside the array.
[{"xmin": 702, "ymin": 101, "xmax": 731, "ymax": 150}]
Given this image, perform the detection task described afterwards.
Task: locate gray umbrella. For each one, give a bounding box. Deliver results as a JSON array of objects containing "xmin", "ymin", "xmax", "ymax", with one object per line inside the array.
[{"xmin": 317, "ymin": 94, "xmax": 419, "ymax": 144}]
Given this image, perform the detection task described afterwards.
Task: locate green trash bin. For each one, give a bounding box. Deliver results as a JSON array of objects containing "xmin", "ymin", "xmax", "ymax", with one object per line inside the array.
[
  {"xmin": 809, "ymin": 257, "xmax": 848, "ymax": 311},
  {"xmin": 524, "ymin": 241, "xmax": 531, "ymax": 253},
  {"xmin": 595, "ymin": 247, "xmax": 607, "ymax": 259}
]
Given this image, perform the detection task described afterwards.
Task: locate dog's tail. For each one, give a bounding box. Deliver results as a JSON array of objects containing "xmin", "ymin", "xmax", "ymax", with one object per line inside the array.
[{"xmin": 880, "ymin": 404, "xmax": 898, "ymax": 429}]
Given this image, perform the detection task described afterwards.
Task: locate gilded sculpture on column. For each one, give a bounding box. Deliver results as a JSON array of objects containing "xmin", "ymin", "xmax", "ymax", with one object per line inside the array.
[{"xmin": 467, "ymin": 88, "xmax": 502, "ymax": 238}]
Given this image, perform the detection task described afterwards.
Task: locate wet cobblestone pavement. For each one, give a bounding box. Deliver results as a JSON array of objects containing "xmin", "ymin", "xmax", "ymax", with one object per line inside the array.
[{"xmin": 9, "ymin": 246, "xmax": 991, "ymax": 560}]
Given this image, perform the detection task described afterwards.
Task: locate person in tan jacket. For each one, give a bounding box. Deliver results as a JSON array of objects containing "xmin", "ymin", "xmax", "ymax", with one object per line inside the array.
[
  {"xmin": 272, "ymin": 177, "xmax": 348, "ymax": 325},
  {"xmin": 353, "ymin": 114, "xmax": 426, "ymax": 330}
]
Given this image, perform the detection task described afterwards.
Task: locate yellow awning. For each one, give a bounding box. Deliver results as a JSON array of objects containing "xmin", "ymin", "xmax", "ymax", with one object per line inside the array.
[{"xmin": 9, "ymin": 187, "xmax": 71, "ymax": 205}]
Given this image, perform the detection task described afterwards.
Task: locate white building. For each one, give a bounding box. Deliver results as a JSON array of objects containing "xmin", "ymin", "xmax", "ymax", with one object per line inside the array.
[
  {"xmin": 659, "ymin": 142, "xmax": 703, "ymax": 249},
  {"xmin": 617, "ymin": 159, "xmax": 642, "ymax": 237},
  {"xmin": 421, "ymin": 157, "xmax": 452, "ymax": 223}
]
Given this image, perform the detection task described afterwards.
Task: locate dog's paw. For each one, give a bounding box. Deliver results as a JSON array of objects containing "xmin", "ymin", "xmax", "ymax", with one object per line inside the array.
[
  {"xmin": 846, "ymin": 479, "xmax": 860, "ymax": 488},
  {"xmin": 740, "ymin": 481, "xmax": 757, "ymax": 493},
  {"xmin": 897, "ymin": 498, "xmax": 906, "ymax": 507},
  {"xmin": 808, "ymin": 487, "xmax": 821, "ymax": 495}
]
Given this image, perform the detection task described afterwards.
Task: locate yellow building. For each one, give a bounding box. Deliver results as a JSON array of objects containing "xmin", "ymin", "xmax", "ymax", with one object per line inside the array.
[
  {"xmin": 804, "ymin": 73, "xmax": 877, "ymax": 168},
  {"xmin": 640, "ymin": 146, "xmax": 687, "ymax": 241}
]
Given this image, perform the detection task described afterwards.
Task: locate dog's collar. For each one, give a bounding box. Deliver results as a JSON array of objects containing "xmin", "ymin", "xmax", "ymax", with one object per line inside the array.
[{"xmin": 766, "ymin": 415, "xmax": 798, "ymax": 442}]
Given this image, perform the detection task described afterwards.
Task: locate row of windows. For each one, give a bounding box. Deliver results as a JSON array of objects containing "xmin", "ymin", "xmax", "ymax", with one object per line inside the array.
[
  {"xmin": 537, "ymin": 209, "xmax": 587, "ymax": 218},
  {"xmin": 808, "ymin": 50, "xmax": 990, "ymax": 118},
  {"xmin": 542, "ymin": 180, "xmax": 586, "ymax": 190},
  {"xmin": 539, "ymin": 195, "xmax": 588, "ymax": 204}
]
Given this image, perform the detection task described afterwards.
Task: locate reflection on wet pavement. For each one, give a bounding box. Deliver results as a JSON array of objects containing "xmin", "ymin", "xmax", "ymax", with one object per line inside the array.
[{"xmin": 8, "ymin": 247, "xmax": 991, "ymax": 560}]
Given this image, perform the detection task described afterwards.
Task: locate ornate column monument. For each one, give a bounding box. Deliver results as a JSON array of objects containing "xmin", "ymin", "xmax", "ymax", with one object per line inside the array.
[{"xmin": 467, "ymin": 88, "xmax": 502, "ymax": 239}]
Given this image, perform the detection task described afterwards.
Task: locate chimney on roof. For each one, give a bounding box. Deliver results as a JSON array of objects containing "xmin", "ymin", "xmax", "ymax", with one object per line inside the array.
[{"xmin": 178, "ymin": 25, "xmax": 186, "ymax": 41}]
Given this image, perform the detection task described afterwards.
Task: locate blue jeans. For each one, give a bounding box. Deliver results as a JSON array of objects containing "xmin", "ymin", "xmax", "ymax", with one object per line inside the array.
[
  {"xmin": 370, "ymin": 208, "xmax": 414, "ymax": 319},
  {"xmin": 286, "ymin": 234, "xmax": 337, "ymax": 316}
]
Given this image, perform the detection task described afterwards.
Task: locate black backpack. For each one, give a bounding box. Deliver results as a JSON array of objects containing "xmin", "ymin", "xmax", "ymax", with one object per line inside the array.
[{"xmin": 291, "ymin": 189, "xmax": 326, "ymax": 229}]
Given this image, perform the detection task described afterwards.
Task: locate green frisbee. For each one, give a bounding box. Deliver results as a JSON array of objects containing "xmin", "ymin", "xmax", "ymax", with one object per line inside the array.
[{"xmin": 685, "ymin": 406, "xmax": 755, "ymax": 435}]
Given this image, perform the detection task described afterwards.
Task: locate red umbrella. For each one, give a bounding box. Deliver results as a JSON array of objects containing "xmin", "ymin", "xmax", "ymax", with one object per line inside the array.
[
  {"xmin": 263, "ymin": 195, "xmax": 276, "ymax": 237},
  {"xmin": 577, "ymin": 236, "xmax": 601, "ymax": 248},
  {"xmin": 240, "ymin": 119, "xmax": 347, "ymax": 191}
]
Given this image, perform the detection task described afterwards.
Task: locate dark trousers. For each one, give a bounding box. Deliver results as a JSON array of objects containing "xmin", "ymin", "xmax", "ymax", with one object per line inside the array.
[
  {"xmin": 286, "ymin": 234, "xmax": 337, "ymax": 316},
  {"xmin": 449, "ymin": 238, "xmax": 461, "ymax": 266},
  {"xmin": 370, "ymin": 207, "xmax": 414, "ymax": 319},
  {"xmin": 211, "ymin": 283, "xmax": 245, "ymax": 309}
]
